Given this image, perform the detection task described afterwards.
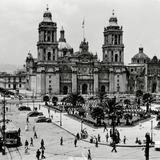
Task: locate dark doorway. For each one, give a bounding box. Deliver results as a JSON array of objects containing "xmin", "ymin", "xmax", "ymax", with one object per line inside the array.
[
  {"xmin": 13, "ymin": 84, "xmax": 16, "ymax": 90},
  {"xmin": 152, "ymin": 82, "xmax": 157, "ymax": 93},
  {"xmin": 101, "ymin": 85, "xmax": 105, "ymax": 93},
  {"xmin": 63, "ymin": 86, "xmax": 68, "ymax": 95},
  {"xmin": 82, "ymin": 84, "xmax": 88, "ymax": 94}
]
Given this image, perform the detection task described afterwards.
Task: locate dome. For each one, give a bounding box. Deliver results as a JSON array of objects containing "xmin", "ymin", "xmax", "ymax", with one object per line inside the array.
[
  {"xmin": 58, "ymin": 42, "xmax": 72, "ymax": 50},
  {"xmin": 58, "ymin": 27, "xmax": 73, "ymax": 51},
  {"xmin": 109, "ymin": 10, "xmax": 118, "ymax": 26},
  {"xmin": 132, "ymin": 48, "xmax": 149, "ymax": 60},
  {"xmin": 151, "ymin": 56, "xmax": 158, "ymax": 63},
  {"xmin": 43, "ymin": 6, "xmax": 52, "ymax": 22}
]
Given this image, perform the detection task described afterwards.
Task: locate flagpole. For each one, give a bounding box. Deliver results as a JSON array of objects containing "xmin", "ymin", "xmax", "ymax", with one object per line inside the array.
[{"xmin": 82, "ymin": 19, "xmax": 85, "ymax": 40}]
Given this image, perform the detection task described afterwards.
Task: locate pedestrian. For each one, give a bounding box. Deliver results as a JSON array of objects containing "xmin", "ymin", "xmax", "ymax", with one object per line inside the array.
[
  {"xmin": 33, "ymin": 125, "xmax": 35, "ymax": 132},
  {"xmin": 60, "ymin": 137, "xmax": 63, "ymax": 145},
  {"xmin": 74, "ymin": 137, "xmax": 77, "ymax": 147},
  {"xmin": 95, "ymin": 138, "xmax": 98, "ymax": 147},
  {"xmin": 76, "ymin": 133, "xmax": 80, "ymax": 140},
  {"xmin": 34, "ymin": 131, "xmax": 38, "ymax": 139},
  {"xmin": 40, "ymin": 139, "xmax": 45, "ymax": 150},
  {"xmin": 30, "ymin": 137, "xmax": 33, "ymax": 146},
  {"xmin": 41, "ymin": 148, "xmax": 45, "ymax": 159},
  {"xmin": 18, "ymin": 128, "xmax": 21, "ymax": 136},
  {"xmin": 98, "ymin": 134, "xmax": 101, "ymax": 142},
  {"xmin": 36, "ymin": 149, "xmax": 41, "ymax": 160},
  {"xmin": 51, "ymin": 115, "xmax": 53, "ymax": 120},
  {"xmin": 105, "ymin": 133, "xmax": 109, "ymax": 143},
  {"xmin": 87, "ymin": 149, "xmax": 92, "ymax": 160},
  {"xmin": 26, "ymin": 116, "xmax": 29, "ymax": 123},
  {"xmin": 103, "ymin": 121, "xmax": 107, "ymax": 132},
  {"xmin": 39, "ymin": 104, "xmax": 41, "ymax": 110},
  {"xmin": 111, "ymin": 142, "xmax": 117, "ymax": 152},
  {"xmin": 123, "ymin": 136, "xmax": 127, "ymax": 144},
  {"xmin": 25, "ymin": 140, "xmax": 29, "ymax": 153}
]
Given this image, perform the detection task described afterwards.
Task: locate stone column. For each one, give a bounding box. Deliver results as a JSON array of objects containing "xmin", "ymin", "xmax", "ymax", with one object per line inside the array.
[
  {"xmin": 94, "ymin": 68, "xmax": 98, "ymax": 95},
  {"xmin": 144, "ymin": 64, "xmax": 148, "ymax": 92},
  {"xmin": 41, "ymin": 70, "xmax": 46, "ymax": 95},
  {"xmin": 109, "ymin": 69, "xmax": 114, "ymax": 93},
  {"xmin": 52, "ymin": 67, "xmax": 60, "ymax": 94},
  {"xmin": 72, "ymin": 72, "xmax": 77, "ymax": 93}
]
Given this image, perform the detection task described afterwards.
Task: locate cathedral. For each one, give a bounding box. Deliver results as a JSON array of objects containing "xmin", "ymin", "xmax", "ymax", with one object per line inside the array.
[
  {"xmin": 25, "ymin": 7, "xmax": 128, "ymax": 96},
  {"xmin": 24, "ymin": 7, "xmax": 160, "ymax": 96}
]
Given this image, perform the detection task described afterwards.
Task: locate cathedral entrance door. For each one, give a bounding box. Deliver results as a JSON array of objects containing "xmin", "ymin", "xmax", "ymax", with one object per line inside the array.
[
  {"xmin": 101, "ymin": 85, "xmax": 105, "ymax": 93},
  {"xmin": 63, "ymin": 86, "xmax": 68, "ymax": 95},
  {"xmin": 82, "ymin": 84, "xmax": 88, "ymax": 94},
  {"xmin": 152, "ymin": 82, "xmax": 157, "ymax": 93}
]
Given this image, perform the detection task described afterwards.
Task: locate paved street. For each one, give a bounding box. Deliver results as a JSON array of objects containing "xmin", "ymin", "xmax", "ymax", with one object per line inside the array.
[{"xmin": 0, "ymin": 100, "xmax": 160, "ymax": 159}]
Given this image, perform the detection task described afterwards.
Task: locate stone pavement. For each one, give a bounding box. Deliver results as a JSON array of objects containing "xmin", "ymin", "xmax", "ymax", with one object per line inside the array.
[
  {"xmin": 0, "ymin": 101, "xmax": 160, "ymax": 160},
  {"xmin": 31, "ymin": 102, "xmax": 160, "ymax": 147}
]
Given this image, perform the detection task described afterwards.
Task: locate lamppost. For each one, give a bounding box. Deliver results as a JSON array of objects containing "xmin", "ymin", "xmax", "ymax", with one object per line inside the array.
[
  {"xmin": 2, "ymin": 91, "xmax": 6, "ymax": 155},
  {"xmin": 151, "ymin": 120, "xmax": 153, "ymax": 142},
  {"xmin": 145, "ymin": 132, "xmax": 150, "ymax": 160},
  {"xmin": 60, "ymin": 105, "xmax": 63, "ymax": 126},
  {"xmin": 81, "ymin": 116, "xmax": 83, "ymax": 132},
  {"xmin": 111, "ymin": 112, "xmax": 116, "ymax": 144}
]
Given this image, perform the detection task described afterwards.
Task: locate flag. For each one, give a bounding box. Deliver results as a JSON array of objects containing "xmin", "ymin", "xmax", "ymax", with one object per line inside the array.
[{"xmin": 82, "ymin": 19, "xmax": 85, "ymax": 28}]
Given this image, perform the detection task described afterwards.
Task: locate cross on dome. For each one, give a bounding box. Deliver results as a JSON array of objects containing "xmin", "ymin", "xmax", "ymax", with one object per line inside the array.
[
  {"xmin": 46, "ymin": 4, "xmax": 49, "ymax": 11},
  {"xmin": 112, "ymin": 9, "xmax": 115, "ymax": 16}
]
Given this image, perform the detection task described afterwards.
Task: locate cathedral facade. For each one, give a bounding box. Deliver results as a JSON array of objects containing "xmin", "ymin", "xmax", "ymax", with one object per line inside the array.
[{"xmin": 25, "ymin": 8, "xmax": 128, "ymax": 96}]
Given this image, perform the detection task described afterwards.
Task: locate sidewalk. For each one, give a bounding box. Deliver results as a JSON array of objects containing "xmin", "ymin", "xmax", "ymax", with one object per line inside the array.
[{"xmin": 32, "ymin": 103, "xmax": 158, "ymax": 148}]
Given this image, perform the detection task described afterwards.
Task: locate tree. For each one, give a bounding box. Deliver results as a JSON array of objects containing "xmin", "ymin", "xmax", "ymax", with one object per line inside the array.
[
  {"xmin": 97, "ymin": 91, "xmax": 106, "ymax": 103},
  {"xmin": 136, "ymin": 90, "xmax": 143, "ymax": 97},
  {"xmin": 124, "ymin": 99, "xmax": 130, "ymax": 108},
  {"xmin": 91, "ymin": 107, "xmax": 104, "ymax": 125},
  {"xmin": 124, "ymin": 113, "xmax": 133, "ymax": 125},
  {"xmin": 52, "ymin": 96, "xmax": 58, "ymax": 106},
  {"xmin": 136, "ymin": 90, "xmax": 143, "ymax": 107},
  {"xmin": 143, "ymin": 93, "xmax": 154, "ymax": 112},
  {"xmin": 62, "ymin": 93, "xmax": 85, "ymax": 114},
  {"xmin": 43, "ymin": 95, "xmax": 50, "ymax": 105}
]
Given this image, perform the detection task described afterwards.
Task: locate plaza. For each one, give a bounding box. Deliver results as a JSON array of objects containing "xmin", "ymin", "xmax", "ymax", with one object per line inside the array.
[{"xmin": 0, "ymin": 93, "xmax": 160, "ymax": 160}]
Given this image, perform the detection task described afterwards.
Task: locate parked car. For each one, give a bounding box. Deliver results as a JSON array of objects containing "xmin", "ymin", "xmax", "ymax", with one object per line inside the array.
[
  {"xmin": 27, "ymin": 111, "xmax": 43, "ymax": 117},
  {"xmin": 155, "ymin": 141, "xmax": 160, "ymax": 151},
  {"xmin": 35, "ymin": 116, "xmax": 51, "ymax": 123},
  {"xmin": 18, "ymin": 106, "xmax": 31, "ymax": 111}
]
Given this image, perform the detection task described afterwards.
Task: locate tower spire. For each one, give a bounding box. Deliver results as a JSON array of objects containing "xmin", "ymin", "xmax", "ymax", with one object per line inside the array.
[{"xmin": 46, "ymin": 4, "xmax": 49, "ymax": 11}]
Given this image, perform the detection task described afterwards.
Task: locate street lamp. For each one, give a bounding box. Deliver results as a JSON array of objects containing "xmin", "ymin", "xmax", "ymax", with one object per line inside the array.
[
  {"xmin": 2, "ymin": 91, "xmax": 6, "ymax": 155},
  {"xmin": 81, "ymin": 116, "xmax": 83, "ymax": 132},
  {"xmin": 60, "ymin": 106, "xmax": 62, "ymax": 126},
  {"xmin": 145, "ymin": 132, "xmax": 150, "ymax": 160},
  {"xmin": 151, "ymin": 120, "xmax": 153, "ymax": 142},
  {"xmin": 110, "ymin": 112, "xmax": 116, "ymax": 144}
]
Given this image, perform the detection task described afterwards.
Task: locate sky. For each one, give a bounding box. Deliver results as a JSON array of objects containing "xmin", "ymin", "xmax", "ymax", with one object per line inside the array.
[{"xmin": 1, "ymin": 0, "xmax": 160, "ymax": 65}]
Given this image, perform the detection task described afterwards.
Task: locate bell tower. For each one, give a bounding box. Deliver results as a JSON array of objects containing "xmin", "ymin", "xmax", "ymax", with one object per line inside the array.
[
  {"xmin": 102, "ymin": 11, "xmax": 124, "ymax": 65},
  {"xmin": 37, "ymin": 6, "xmax": 58, "ymax": 62}
]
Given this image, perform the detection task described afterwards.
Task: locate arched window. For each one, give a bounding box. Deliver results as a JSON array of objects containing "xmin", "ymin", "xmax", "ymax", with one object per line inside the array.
[
  {"xmin": 47, "ymin": 31, "xmax": 50, "ymax": 42},
  {"xmin": 63, "ymin": 86, "xmax": 68, "ymax": 95},
  {"xmin": 48, "ymin": 52, "xmax": 51, "ymax": 61},
  {"xmin": 111, "ymin": 51, "xmax": 113, "ymax": 62},
  {"xmin": 53, "ymin": 49, "xmax": 55, "ymax": 60},
  {"xmin": 115, "ymin": 54, "xmax": 118, "ymax": 62},
  {"xmin": 119, "ymin": 51, "xmax": 121, "ymax": 62}
]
